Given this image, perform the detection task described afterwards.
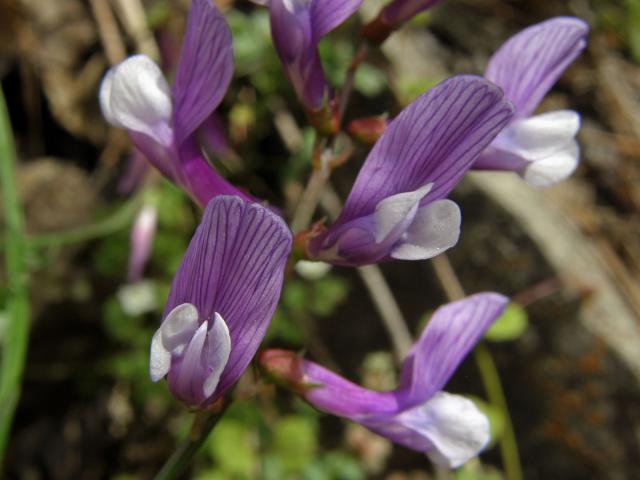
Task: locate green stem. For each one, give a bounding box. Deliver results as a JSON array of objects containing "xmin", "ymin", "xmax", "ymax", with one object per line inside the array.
[
  {"xmin": 154, "ymin": 406, "xmax": 228, "ymax": 480},
  {"xmin": 0, "ymin": 87, "xmax": 30, "ymax": 468},
  {"xmin": 474, "ymin": 344, "xmax": 523, "ymax": 480},
  {"xmin": 431, "ymin": 254, "xmax": 522, "ymax": 479},
  {"xmin": 26, "ymin": 195, "xmax": 142, "ymax": 249}
]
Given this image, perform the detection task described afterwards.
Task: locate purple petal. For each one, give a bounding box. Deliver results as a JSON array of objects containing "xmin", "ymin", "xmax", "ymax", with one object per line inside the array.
[
  {"xmin": 117, "ymin": 147, "xmax": 150, "ymax": 195},
  {"xmin": 396, "ymin": 293, "xmax": 508, "ymax": 408},
  {"xmin": 310, "ymin": 0, "xmax": 363, "ymax": 40},
  {"xmin": 298, "ymin": 357, "xmax": 400, "ymax": 417},
  {"xmin": 380, "ymin": 0, "xmax": 442, "ymax": 27},
  {"xmin": 268, "ymin": 0, "xmax": 327, "ymax": 109},
  {"xmin": 484, "ymin": 17, "xmax": 588, "ymax": 119},
  {"xmin": 364, "ymin": 391, "xmax": 490, "ymax": 468},
  {"xmin": 176, "ymin": 138, "xmax": 253, "ymax": 207},
  {"xmin": 127, "ymin": 204, "xmax": 157, "ymax": 282},
  {"xmin": 335, "ymin": 75, "xmax": 514, "ymax": 225},
  {"xmin": 164, "ymin": 196, "xmax": 292, "ymax": 403},
  {"xmin": 129, "ymin": 131, "xmax": 179, "ymax": 182},
  {"xmin": 172, "ymin": 0, "xmax": 234, "ymax": 144},
  {"xmin": 197, "ymin": 113, "xmax": 230, "ymax": 157}
]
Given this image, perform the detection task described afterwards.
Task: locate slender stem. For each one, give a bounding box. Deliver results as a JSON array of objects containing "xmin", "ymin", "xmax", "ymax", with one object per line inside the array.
[
  {"xmin": 338, "ymin": 44, "xmax": 370, "ymax": 123},
  {"xmin": 357, "ymin": 265, "xmax": 413, "ymax": 360},
  {"xmin": 430, "ymin": 253, "xmax": 523, "ymax": 480},
  {"xmin": 154, "ymin": 406, "xmax": 228, "ymax": 480},
  {"xmin": 320, "ymin": 185, "xmax": 413, "ymax": 361},
  {"xmin": 474, "ymin": 344, "xmax": 523, "ymax": 480},
  {"xmin": 89, "ymin": 0, "xmax": 127, "ymax": 65},
  {"xmin": 0, "ymin": 87, "xmax": 30, "ymax": 469},
  {"xmin": 430, "ymin": 254, "xmax": 465, "ymax": 300},
  {"xmin": 289, "ymin": 139, "xmax": 330, "ymax": 233}
]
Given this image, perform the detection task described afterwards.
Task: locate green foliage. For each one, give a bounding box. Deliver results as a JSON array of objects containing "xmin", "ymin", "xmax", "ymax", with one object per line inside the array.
[
  {"xmin": 267, "ymin": 274, "xmax": 349, "ymax": 345},
  {"xmin": 318, "ymin": 39, "xmax": 354, "ymax": 86},
  {"xmin": 207, "ymin": 419, "xmax": 257, "ymax": 478},
  {"xmin": 626, "ymin": 0, "xmax": 640, "ymax": 63},
  {"xmin": 271, "ymin": 415, "xmax": 318, "ymax": 473},
  {"xmin": 92, "ymin": 230, "xmax": 129, "ymax": 277},
  {"xmin": 353, "ymin": 63, "xmax": 387, "ymax": 97},
  {"xmin": 228, "ymin": 9, "xmax": 275, "ymax": 78},
  {"xmin": 454, "ymin": 459, "xmax": 504, "ymax": 480},
  {"xmin": 484, "ymin": 303, "xmax": 528, "ymax": 342},
  {"xmin": 395, "ymin": 76, "xmax": 442, "ymax": 105}
]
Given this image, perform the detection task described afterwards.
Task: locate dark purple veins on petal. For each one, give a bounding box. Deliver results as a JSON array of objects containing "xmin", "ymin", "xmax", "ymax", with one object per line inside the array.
[
  {"xmin": 334, "ymin": 75, "xmax": 514, "ymax": 226},
  {"xmin": 163, "ymin": 196, "xmax": 292, "ymax": 401},
  {"xmin": 172, "ymin": 0, "xmax": 234, "ymax": 144}
]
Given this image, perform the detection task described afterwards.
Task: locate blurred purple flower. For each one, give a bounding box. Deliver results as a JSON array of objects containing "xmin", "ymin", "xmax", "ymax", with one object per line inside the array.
[
  {"xmin": 254, "ymin": 0, "xmax": 363, "ymax": 118},
  {"xmin": 306, "ymin": 75, "xmax": 514, "ymax": 266},
  {"xmin": 150, "ymin": 195, "xmax": 292, "ymax": 407},
  {"xmin": 127, "ymin": 204, "xmax": 158, "ymax": 283},
  {"xmin": 261, "ymin": 292, "xmax": 508, "ymax": 468},
  {"xmin": 474, "ymin": 17, "xmax": 589, "ymax": 187},
  {"xmin": 362, "ymin": 0, "xmax": 442, "ymax": 44},
  {"xmin": 99, "ymin": 0, "xmax": 247, "ymax": 206}
]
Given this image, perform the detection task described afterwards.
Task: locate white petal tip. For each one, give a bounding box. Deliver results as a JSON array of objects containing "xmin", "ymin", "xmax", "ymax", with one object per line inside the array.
[
  {"xmin": 202, "ymin": 312, "xmax": 232, "ymax": 398},
  {"xmin": 100, "ymin": 55, "xmax": 173, "ymax": 144},
  {"xmin": 149, "ymin": 329, "xmax": 171, "ymax": 382},
  {"xmin": 520, "ymin": 140, "xmax": 580, "ymax": 187},
  {"xmin": 423, "ymin": 392, "xmax": 490, "ymax": 469},
  {"xmin": 391, "ymin": 200, "xmax": 461, "ymax": 260},
  {"xmin": 374, "ymin": 183, "xmax": 433, "ymax": 244}
]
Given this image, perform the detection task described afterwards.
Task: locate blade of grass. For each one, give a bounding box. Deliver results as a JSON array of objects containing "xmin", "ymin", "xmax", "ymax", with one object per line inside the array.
[{"xmin": 0, "ymin": 87, "xmax": 30, "ymax": 469}]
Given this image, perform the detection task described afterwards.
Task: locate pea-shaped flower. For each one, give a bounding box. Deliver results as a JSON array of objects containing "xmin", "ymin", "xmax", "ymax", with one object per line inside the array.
[
  {"xmin": 254, "ymin": 0, "xmax": 363, "ymax": 126},
  {"xmin": 260, "ymin": 293, "xmax": 508, "ymax": 468},
  {"xmin": 306, "ymin": 75, "xmax": 514, "ymax": 266},
  {"xmin": 150, "ymin": 196, "xmax": 292, "ymax": 407},
  {"xmin": 474, "ymin": 17, "xmax": 589, "ymax": 187},
  {"xmin": 99, "ymin": 0, "xmax": 246, "ymax": 206}
]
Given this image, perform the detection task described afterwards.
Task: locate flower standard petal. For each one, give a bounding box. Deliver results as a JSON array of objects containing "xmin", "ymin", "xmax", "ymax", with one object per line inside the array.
[
  {"xmin": 162, "ymin": 196, "xmax": 292, "ymax": 404},
  {"xmin": 397, "ymin": 293, "xmax": 508, "ymax": 408},
  {"xmin": 172, "ymin": 0, "xmax": 234, "ymax": 144},
  {"xmin": 485, "ymin": 17, "xmax": 589, "ymax": 119}
]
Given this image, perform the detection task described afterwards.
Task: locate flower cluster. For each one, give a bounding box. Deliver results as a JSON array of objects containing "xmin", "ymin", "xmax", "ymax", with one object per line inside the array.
[{"xmin": 100, "ymin": 0, "xmax": 588, "ymax": 470}]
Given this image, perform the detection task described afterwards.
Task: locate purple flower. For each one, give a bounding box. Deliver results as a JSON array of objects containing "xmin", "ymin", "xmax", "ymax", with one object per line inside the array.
[
  {"xmin": 254, "ymin": 0, "xmax": 363, "ymax": 116},
  {"xmin": 260, "ymin": 293, "xmax": 508, "ymax": 468},
  {"xmin": 150, "ymin": 196, "xmax": 292, "ymax": 407},
  {"xmin": 128, "ymin": 204, "xmax": 158, "ymax": 283},
  {"xmin": 362, "ymin": 0, "xmax": 442, "ymax": 44},
  {"xmin": 99, "ymin": 0, "xmax": 248, "ymax": 207},
  {"xmin": 474, "ymin": 17, "xmax": 589, "ymax": 187},
  {"xmin": 306, "ymin": 75, "xmax": 514, "ymax": 266}
]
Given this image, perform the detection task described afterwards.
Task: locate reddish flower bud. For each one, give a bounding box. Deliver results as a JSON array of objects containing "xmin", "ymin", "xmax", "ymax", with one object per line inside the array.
[{"xmin": 347, "ymin": 116, "xmax": 388, "ymax": 146}]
